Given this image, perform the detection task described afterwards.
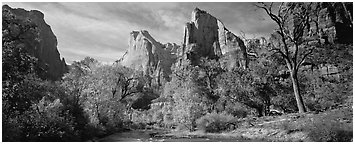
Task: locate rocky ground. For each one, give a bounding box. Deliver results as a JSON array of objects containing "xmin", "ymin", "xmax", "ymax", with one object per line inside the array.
[
  {"xmin": 98, "ymin": 106, "xmax": 352, "ymax": 142},
  {"xmin": 162, "ymin": 106, "xmax": 353, "ymax": 142}
]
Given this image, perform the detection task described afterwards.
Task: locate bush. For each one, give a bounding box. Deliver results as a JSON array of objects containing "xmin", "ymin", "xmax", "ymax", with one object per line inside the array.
[
  {"xmin": 196, "ymin": 112, "xmax": 236, "ymax": 133},
  {"xmin": 308, "ymin": 126, "xmax": 352, "ymax": 142},
  {"xmin": 2, "ymin": 115, "xmax": 23, "ymax": 141},
  {"xmin": 301, "ymin": 109, "xmax": 353, "ymax": 142},
  {"xmin": 277, "ymin": 108, "xmax": 353, "ymax": 142},
  {"xmin": 302, "ymin": 70, "xmax": 351, "ymax": 112},
  {"xmin": 152, "ymin": 110, "xmax": 164, "ymax": 124},
  {"xmin": 305, "ymin": 120, "xmax": 352, "ymax": 142},
  {"xmin": 223, "ymin": 102, "xmax": 249, "ymax": 118}
]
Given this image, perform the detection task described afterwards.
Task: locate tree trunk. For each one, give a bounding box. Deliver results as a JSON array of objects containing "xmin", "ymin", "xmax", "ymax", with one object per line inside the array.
[
  {"xmin": 290, "ymin": 70, "xmax": 306, "ymax": 113},
  {"xmin": 267, "ymin": 103, "xmax": 271, "ymax": 115}
]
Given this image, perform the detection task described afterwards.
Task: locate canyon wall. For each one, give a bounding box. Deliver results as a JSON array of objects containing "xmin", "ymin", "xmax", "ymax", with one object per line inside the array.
[{"xmin": 3, "ymin": 5, "xmax": 68, "ymax": 80}]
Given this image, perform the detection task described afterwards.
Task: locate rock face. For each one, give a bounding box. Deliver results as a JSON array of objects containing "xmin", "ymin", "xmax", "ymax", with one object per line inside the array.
[
  {"xmin": 304, "ymin": 2, "xmax": 352, "ymax": 44},
  {"xmin": 267, "ymin": 2, "xmax": 352, "ymax": 47},
  {"xmin": 120, "ymin": 30, "xmax": 178, "ymax": 86},
  {"xmin": 297, "ymin": 2, "xmax": 352, "ymax": 79},
  {"xmin": 181, "ymin": 8, "xmax": 248, "ymax": 69},
  {"xmin": 3, "ymin": 5, "xmax": 68, "ymax": 80}
]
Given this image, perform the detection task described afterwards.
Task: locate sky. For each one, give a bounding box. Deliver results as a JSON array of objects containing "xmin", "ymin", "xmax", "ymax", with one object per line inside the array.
[{"xmin": 4, "ymin": 2, "xmax": 276, "ymax": 64}]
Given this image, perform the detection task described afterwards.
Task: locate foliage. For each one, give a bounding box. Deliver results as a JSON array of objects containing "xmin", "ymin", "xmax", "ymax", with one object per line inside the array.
[
  {"xmin": 306, "ymin": 119, "xmax": 352, "ymax": 142},
  {"xmin": 270, "ymin": 79, "xmax": 298, "ymax": 113},
  {"xmin": 300, "ymin": 43, "xmax": 353, "ymax": 111},
  {"xmin": 217, "ymin": 67, "xmax": 277, "ymax": 117},
  {"xmin": 19, "ymin": 98, "xmax": 79, "ymax": 141},
  {"xmin": 1, "ymin": 11, "xmax": 80, "ymax": 140},
  {"xmin": 2, "ymin": 6, "xmax": 50, "ymax": 80},
  {"xmin": 158, "ymin": 60, "xmax": 219, "ymax": 130},
  {"xmin": 276, "ymin": 108, "xmax": 352, "ymax": 142},
  {"xmin": 169, "ymin": 77, "xmax": 208, "ymax": 130},
  {"xmin": 196, "ymin": 112, "xmax": 236, "ymax": 133},
  {"xmin": 302, "ymin": 70, "xmax": 351, "ymax": 111},
  {"xmin": 61, "ymin": 58, "xmax": 142, "ymax": 133},
  {"xmin": 2, "ymin": 7, "xmax": 41, "ymax": 116},
  {"xmin": 2, "ymin": 77, "xmax": 82, "ymax": 141},
  {"xmin": 223, "ymin": 101, "xmax": 249, "ymax": 118},
  {"xmin": 131, "ymin": 110, "xmax": 155, "ymax": 128}
]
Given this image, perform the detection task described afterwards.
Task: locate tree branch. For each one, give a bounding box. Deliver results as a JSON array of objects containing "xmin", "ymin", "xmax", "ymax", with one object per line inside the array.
[
  {"xmin": 296, "ymin": 47, "xmax": 314, "ymax": 70},
  {"xmin": 270, "ymin": 48, "xmax": 287, "ymax": 59}
]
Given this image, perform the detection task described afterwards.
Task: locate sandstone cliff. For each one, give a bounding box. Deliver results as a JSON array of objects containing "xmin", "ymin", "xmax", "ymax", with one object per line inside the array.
[
  {"xmin": 318, "ymin": 2, "xmax": 352, "ymax": 44},
  {"xmin": 181, "ymin": 8, "xmax": 248, "ymax": 69},
  {"xmin": 294, "ymin": 2, "xmax": 352, "ymax": 80},
  {"xmin": 302, "ymin": 2, "xmax": 352, "ymax": 44},
  {"xmin": 266, "ymin": 2, "xmax": 352, "ymax": 47},
  {"xmin": 120, "ymin": 30, "xmax": 178, "ymax": 86},
  {"xmin": 3, "ymin": 5, "xmax": 68, "ymax": 80}
]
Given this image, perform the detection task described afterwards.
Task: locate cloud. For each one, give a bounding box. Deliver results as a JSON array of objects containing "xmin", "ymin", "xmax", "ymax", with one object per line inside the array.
[{"xmin": 4, "ymin": 2, "xmax": 275, "ymax": 64}]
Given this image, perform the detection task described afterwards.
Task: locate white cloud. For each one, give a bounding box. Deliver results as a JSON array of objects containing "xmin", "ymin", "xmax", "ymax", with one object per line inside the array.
[{"xmin": 155, "ymin": 10, "xmax": 187, "ymax": 29}]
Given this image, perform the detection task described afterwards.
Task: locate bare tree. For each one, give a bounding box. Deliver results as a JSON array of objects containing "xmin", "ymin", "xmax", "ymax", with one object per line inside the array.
[{"xmin": 255, "ymin": 2, "xmax": 316, "ymax": 113}]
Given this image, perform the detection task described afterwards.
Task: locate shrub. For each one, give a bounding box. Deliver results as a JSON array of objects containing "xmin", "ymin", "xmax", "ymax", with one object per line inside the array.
[
  {"xmin": 163, "ymin": 116, "xmax": 175, "ymax": 128},
  {"xmin": 278, "ymin": 108, "xmax": 353, "ymax": 142},
  {"xmin": 305, "ymin": 120, "xmax": 352, "ymax": 142},
  {"xmin": 196, "ymin": 112, "xmax": 236, "ymax": 133},
  {"xmin": 302, "ymin": 71, "xmax": 351, "ymax": 112},
  {"xmin": 224, "ymin": 102, "xmax": 249, "ymax": 118},
  {"xmin": 2, "ymin": 115, "xmax": 23, "ymax": 141},
  {"xmin": 301, "ymin": 113, "xmax": 353, "ymax": 142},
  {"xmin": 152, "ymin": 110, "xmax": 164, "ymax": 124}
]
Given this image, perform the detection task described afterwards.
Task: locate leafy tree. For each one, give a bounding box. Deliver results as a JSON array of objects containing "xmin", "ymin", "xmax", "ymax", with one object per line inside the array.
[
  {"xmin": 82, "ymin": 64, "xmax": 141, "ymax": 125},
  {"xmin": 61, "ymin": 57, "xmax": 145, "ymax": 133},
  {"xmin": 2, "ymin": 75, "xmax": 83, "ymax": 141},
  {"xmin": 160, "ymin": 60, "xmax": 214, "ymax": 130},
  {"xmin": 19, "ymin": 97, "xmax": 79, "ymax": 141},
  {"xmin": 246, "ymin": 37, "xmax": 299, "ymax": 114},
  {"xmin": 198, "ymin": 58, "xmax": 224, "ymax": 106},
  {"xmin": 2, "ymin": 7, "xmax": 40, "ymax": 114},
  {"xmin": 217, "ymin": 67, "xmax": 276, "ymax": 117}
]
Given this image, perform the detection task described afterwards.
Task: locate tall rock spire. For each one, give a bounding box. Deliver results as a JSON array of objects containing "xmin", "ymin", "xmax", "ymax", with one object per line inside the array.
[{"xmin": 181, "ymin": 7, "xmax": 248, "ymax": 69}]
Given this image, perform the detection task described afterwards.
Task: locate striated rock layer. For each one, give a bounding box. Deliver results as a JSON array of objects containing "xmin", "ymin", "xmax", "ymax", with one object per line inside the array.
[
  {"xmin": 181, "ymin": 8, "xmax": 248, "ymax": 69},
  {"xmin": 315, "ymin": 2, "xmax": 352, "ymax": 44},
  {"xmin": 3, "ymin": 5, "xmax": 68, "ymax": 80},
  {"xmin": 299, "ymin": 2, "xmax": 352, "ymax": 44}
]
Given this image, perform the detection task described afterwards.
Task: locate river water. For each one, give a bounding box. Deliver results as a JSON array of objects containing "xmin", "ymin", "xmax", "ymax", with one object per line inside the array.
[{"xmin": 98, "ymin": 129, "xmax": 251, "ymax": 142}]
